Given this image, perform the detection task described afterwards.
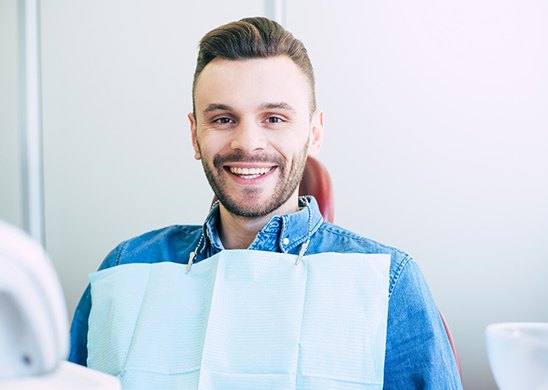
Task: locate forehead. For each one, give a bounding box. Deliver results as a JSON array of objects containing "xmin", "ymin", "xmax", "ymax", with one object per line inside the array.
[{"xmin": 194, "ymin": 56, "xmax": 311, "ymax": 112}]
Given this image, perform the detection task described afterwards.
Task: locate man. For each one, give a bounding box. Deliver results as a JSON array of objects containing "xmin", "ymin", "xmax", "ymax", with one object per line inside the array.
[{"xmin": 70, "ymin": 17, "xmax": 462, "ymax": 389}]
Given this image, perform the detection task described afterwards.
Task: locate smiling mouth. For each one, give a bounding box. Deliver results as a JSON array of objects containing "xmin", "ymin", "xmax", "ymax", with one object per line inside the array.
[{"xmin": 227, "ymin": 166, "xmax": 275, "ymax": 180}]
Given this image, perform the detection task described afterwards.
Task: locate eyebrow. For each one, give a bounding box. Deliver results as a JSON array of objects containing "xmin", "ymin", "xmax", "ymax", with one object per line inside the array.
[
  {"xmin": 260, "ymin": 102, "xmax": 296, "ymax": 112},
  {"xmin": 202, "ymin": 102, "xmax": 297, "ymax": 115},
  {"xmin": 202, "ymin": 103, "xmax": 233, "ymax": 115}
]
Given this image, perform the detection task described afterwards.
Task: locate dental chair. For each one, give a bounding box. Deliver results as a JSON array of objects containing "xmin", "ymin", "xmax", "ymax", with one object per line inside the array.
[
  {"xmin": 0, "ymin": 221, "xmax": 120, "ymax": 389},
  {"xmin": 298, "ymin": 156, "xmax": 462, "ymax": 379}
]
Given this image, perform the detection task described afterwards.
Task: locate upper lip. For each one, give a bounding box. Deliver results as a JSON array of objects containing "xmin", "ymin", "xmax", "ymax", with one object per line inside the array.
[{"xmin": 224, "ymin": 162, "xmax": 276, "ymax": 169}]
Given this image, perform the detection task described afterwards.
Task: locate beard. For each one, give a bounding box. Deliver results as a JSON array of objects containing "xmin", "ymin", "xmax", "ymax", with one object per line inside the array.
[{"xmin": 199, "ymin": 144, "xmax": 309, "ymax": 218}]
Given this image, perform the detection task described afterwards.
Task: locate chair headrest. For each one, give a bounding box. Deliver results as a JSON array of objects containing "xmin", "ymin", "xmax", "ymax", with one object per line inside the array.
[{"xmin": 298, "ymin": 156, "xmax": 335, "ymax": 223}]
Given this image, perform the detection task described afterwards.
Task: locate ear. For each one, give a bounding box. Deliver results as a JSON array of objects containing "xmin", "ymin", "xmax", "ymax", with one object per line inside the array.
[
  {"xmin": 188, "ymin": 112, "xmax": 201, "ymax": 160},
  {"xmin": 307, "ymin": 110, "xmax": 324, "ymax": 157}
]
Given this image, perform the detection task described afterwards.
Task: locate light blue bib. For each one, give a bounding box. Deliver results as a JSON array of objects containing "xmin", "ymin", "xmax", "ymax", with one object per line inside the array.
[{"xmin": 88, "ymin": 250, "xmax": 390, "ymax": 389}]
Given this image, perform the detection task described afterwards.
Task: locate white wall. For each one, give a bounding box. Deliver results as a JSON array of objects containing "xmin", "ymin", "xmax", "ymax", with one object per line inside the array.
[
  {"xmin": 0, "ymin": 0, "xmax": 22, "ymax": 228},
  {"xmin": 2, "ymin": 1, "xmax": 547, "ymax": 389},
  {"xmin": 287, "ymin": 1, "xmax": 548, "ymax": 389}
]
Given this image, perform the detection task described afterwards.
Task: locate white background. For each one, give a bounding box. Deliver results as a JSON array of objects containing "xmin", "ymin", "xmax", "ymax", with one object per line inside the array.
[{"xmin": 1, "ymin": 1, "xmax": 547, "ymax": 388}]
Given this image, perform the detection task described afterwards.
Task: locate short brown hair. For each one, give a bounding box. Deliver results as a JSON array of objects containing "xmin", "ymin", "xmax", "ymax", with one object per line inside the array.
[{"xmin": 192, "ymin": 17, "xmax": 316, "ymax": 113}]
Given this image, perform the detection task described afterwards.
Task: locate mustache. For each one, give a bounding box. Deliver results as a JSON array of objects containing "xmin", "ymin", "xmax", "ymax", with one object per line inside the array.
[{"xmin": 213, "ymin": 151, "xmax": 283, "ymax": 167}]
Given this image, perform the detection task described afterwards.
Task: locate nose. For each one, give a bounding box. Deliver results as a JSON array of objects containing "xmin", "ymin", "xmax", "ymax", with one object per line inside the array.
[{"xmin": 230, "ymin": 118, "xmax": 267, "ymax": 153}]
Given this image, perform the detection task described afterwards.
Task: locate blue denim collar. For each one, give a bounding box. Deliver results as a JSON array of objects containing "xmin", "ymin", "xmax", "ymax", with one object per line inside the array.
[
  {"xmin": 203, "ymin": 203, "xmax": 223, "ymax": 252},
  {"xmin": 201, "ymin": 196, "xmax": 324, "ymax": 254}
]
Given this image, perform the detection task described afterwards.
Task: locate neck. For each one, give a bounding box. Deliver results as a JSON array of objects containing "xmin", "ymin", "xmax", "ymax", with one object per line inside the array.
[{"xmin": 217, "ymin": 194, "xmax": 300, "ymax": 249}]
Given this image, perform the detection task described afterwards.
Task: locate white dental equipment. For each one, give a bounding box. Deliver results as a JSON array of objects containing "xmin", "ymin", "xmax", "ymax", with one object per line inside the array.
[{"xmin": 0, "ymin": 220, "xmax": 120, "ymax": 389}]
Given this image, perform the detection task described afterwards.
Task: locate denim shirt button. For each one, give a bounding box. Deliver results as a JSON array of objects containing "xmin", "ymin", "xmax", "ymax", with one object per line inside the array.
[{"xmin": 282, "ymin": 237, "xmax": 290, "ymax": 245}]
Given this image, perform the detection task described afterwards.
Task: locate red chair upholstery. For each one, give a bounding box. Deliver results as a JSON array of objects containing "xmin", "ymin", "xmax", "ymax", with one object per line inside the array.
[
  {"xmin": 440, "ymin": 310, "xmax": 463, "ymax": 378},
  {"xmin": 298, "ymin": 156, "xmax": 335, "ymax": 222},
  {"xmin": 298, "ymin": 156, "xmax": 462, "ymax": 380}
]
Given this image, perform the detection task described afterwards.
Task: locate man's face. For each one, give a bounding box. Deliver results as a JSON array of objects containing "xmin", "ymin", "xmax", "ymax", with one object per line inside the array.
[{"xmin": 189, "ymin": 56, "xmax": 323, "ymax": 218}]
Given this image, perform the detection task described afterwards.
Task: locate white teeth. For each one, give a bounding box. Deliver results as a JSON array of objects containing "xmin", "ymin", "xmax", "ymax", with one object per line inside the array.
[{"xmin": 229, "ymin": 167, "xmax": 271, "ymax": 177}]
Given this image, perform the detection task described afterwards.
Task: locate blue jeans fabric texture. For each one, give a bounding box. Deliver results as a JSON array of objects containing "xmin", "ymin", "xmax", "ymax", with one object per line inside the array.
[{"xmin": 69, "ymin": 196, "xmax": 462, "ymax": 389}]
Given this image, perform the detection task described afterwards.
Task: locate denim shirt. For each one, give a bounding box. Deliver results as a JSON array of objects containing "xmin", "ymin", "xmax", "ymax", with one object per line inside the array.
[{"xmin": 70, "ymin": 196, "xmax": 462, "ymax": 389}]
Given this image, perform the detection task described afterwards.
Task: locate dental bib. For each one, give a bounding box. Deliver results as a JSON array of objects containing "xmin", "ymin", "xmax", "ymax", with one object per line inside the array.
[{"xmin": 87, "ymin": 250, "xmax": 390, "ymax": 389}]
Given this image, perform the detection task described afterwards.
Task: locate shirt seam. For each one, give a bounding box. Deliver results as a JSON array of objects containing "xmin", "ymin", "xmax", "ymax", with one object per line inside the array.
[
  {"xmin": 114, "ymin": 240, "xmax": 128, "ymax": 266},
  {"xmin": 388, "ymin": 255, "xmax": 412, "ymax": 299}
]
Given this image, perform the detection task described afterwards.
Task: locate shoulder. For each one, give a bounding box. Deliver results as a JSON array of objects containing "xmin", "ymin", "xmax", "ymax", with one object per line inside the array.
[
  {"xmin": 99, "ymin": 225, "xmax": 202, "ymax": 270},
  {"xmin": 312, "ymin": 222, "xmax": 415, "ymax": 296}
]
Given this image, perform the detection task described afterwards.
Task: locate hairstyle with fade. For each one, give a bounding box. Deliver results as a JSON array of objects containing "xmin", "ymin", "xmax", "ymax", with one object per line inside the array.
[{"xmin": 192, "ymin": 17, "xmax": 316, "ymax": 115}]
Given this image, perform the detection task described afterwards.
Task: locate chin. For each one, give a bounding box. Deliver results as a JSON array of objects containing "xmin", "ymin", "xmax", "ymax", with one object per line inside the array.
[{"xmin": 220, "ymin": 197, "xmax": 280, "ymax": 219}]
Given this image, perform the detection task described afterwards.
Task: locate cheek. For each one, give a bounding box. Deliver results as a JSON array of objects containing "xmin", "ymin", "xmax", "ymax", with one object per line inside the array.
[
  {"xmin": 196, "ymin": 134, "xmax": 236, "ymax": 165},
  {"xmin": 275, "ymin": 144, "xmax": 308, "ymax": 165},
  {"xmin": 276, "ymin": 132, "xmax": 309, "ymax": 154}
]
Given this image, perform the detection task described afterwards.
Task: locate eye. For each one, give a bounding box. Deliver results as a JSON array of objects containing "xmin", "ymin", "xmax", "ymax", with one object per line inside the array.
[
  {"xmin": 266, "ymin": 116, "xmax": 284, "ymax": 124},
  {"xmin": 213, "ymin": 117, "xmax": 234, "ymax": 125}
]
